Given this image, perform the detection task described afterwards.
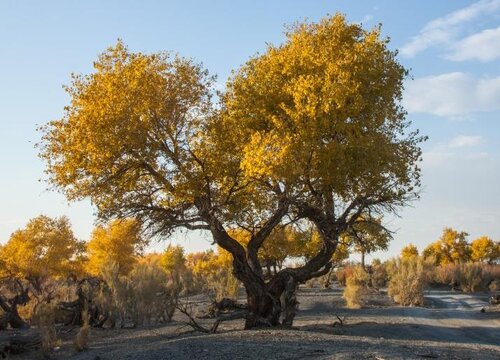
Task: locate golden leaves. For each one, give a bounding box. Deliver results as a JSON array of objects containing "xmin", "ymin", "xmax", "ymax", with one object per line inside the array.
[{"xmin": 0, "ymin": 215, "xmax": 84, "ymax": 279}]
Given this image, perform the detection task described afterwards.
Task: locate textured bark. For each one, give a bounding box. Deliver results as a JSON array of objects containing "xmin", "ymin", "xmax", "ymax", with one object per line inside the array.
[{"xmin": 0, "ymin": 286, "xmax": 30, "ymax": 330}]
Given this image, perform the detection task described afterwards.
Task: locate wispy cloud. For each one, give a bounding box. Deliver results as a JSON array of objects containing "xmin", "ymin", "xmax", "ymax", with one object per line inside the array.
[
  {"xmin": 448, "ymin": 135, "xmax": 483, "ymax": 148},
  {"xmin": 403, "ymin": 72, "xmax": 500, "ymax": 117},
  {"xmin": 423, "ymin": 135, "xmax": 487, "ymax": 167},
  {"xmin": 401, "ymin": 0, "xmax": 500, "ymax": 58},
  {"xmin": 358, "ymin": 14, "xmax": 373, "ymax": 24},
  {"xmin": 465, "ymin": 151, "xmax": 489, "ymax": 159},
  {"xmin": 446, "ymin": 26, "xmax": 500, "ymax": 62},
  {"xmin": 423, "ymin": 151, "xmax": 454, "ymax": 167}
]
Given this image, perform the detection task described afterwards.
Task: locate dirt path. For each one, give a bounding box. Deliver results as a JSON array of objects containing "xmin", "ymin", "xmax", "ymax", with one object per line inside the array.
[{"xmin": 9, "ymin": 287, "xmax": 500, "ymax": 359}]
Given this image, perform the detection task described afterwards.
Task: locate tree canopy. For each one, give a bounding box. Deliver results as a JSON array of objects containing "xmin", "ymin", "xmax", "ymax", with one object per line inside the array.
[
  {"xmin": 39, "ymin": 14, "xmax": 424, "ymax": 328},
  {"xmin": 470, "ymin": 236, "xmax": 500, "ymax": 264},
  {"xmin": 0, "ymin": 215, "xmax": 84, "ymax": 280},
  {"xmin": 86, "ymin": 218, "xmax": 145, "ymax": 276},
  {"xmin": 423, "ymin": 228, "xmax": 471, "ymax": 265}
]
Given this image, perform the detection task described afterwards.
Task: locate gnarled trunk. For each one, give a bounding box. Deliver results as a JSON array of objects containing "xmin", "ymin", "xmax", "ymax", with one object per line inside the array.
[
  {"xmin": 242, "ymin": 273, "xmax": 299, "ymax": 329},
  {"xmin": 0, "ymin": 288, "xmax": 30, "ymax": 329}
]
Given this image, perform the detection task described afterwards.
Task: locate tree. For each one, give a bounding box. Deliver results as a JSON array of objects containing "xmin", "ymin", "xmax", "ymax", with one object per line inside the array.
[
  {"xmin": 344, "ymin": 215, "xmax": 391, "ymax": 269},
  {"xmin": 401, "ymin": 243, "xmax": 419, "ymax": 260},
  {"xmin": 189, "ymin": 249, "xmax": 240, "ymax": 301},
  {"xmin": 470, "ymin": 236, "xmax": 500, "ymax": 264},
  {"xmin": 40, "ymin": 15, "xmax": 424, "ymax": 328},
  {"xmin": 0, "ymin": 215, "xmax": 84, "ymax": 282},
  {"xmin": 423, "ymin": 228, "xmax": 471, "ymax": 265},
  {"xmin": 86, "ymin": 219, "xmax": 145, "ymax": 276},
  {"xmin": 160, "ymin": 245, "xmax": 186, "ymax": 275},
  {"xmin": 0, "ymin": 215, "xmax": 83, "ymax": 329}
]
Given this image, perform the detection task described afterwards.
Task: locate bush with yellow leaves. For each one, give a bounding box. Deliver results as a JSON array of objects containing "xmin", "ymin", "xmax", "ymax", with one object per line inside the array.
[{"xmin": 343, "ymin": 266, "xmax": 369, "ymax": 309}]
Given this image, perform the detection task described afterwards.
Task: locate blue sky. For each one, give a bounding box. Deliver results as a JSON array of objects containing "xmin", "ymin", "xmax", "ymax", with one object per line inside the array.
[{"xmin": 0, "ymin": 0, "xmax": 499, "ymax": 260}]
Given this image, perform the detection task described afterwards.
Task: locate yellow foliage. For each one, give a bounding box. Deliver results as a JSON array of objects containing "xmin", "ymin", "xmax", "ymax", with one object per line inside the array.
[
  {"xmin": 343, "ymin": 266, "xmax": 369, "ymax": 309},
  {"xmin": 188, "ymin": 249, "xmax": 239, "ymax": 301},
  {"xmin": 423, "ymin": 228, "xmax": 471, "ymax": 265},
  {"xmin": 160, "ymin": 245, "xmax": 186, "ymax": 274},
  {"xmin": 86, "ymin": 219, "xmax": 145, "ymax": 276},
  {"xmin": 401, "ymin": 243, "xmax": 419, "ymax": 260},
  {"xmin": 222, "ymin": 13, "xmax": 422, "ymax": 202},
  {"xmin": 39, "ymin": 40, "xmax": 215, "ymax": 222},
  {"xmin": 0, "ymin": 215, "xmax": 84, "ymax": 279},
  {"xmin": 470, "ymin": 236, "xmax": 500, "ymax": 264}
]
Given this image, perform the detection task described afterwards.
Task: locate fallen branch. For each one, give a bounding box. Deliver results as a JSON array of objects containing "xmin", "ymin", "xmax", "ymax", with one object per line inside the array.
[
  {"xmin": 332, "ymin": 315, "xmax": 346, "ymax": 327},
  {"xmin": 175, "ymin": 302, "xmax": 214, "ymax": 333},
  {"xmin": 176, "ymin": 302, "xmax": 247, "ymax": 334}
]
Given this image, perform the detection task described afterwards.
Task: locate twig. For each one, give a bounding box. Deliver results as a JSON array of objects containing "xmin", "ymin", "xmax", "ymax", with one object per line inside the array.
[{"xmin": 332, "ymin": 315, "xmax": 346, "ymax": 327}]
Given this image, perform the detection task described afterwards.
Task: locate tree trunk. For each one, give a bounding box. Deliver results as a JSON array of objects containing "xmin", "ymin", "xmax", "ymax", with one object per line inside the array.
[
  {"xmin": 322, "ymin": 267, "xmax": 335, "ymax": 288},
  {"xmin": 361, "ymin": 250, "xmax": 366, "ymax": 269},
  {"xmin": 244, "ymin": 288, "xmax": 280, "ymax": 329},
  {"xmin": 0, "ymin": 287, "xmax": 30, "ymax": 330},
  {"xmin": 241, "ymin": 273, "xmax": 300, "ymax": 329}
]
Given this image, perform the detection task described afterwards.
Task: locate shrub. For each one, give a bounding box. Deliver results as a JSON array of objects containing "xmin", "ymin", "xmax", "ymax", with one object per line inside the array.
[
  {"xmin": 129, "ymin": 261, "xmax": 181, "ymax": 325},
  {"xmin": 343, "ymin": 266, "xmax": 369, "ymax": 309},
  {"xmin": 189, "ymin": 250, "xmax": 240, "ymax": 301},
  {"xmin": 335, "ymin": 265, "xmax": 355, "ymax": 287},
  {"xmin": 383, "ymin": 258, "xmax": 398, "ymax": 281},
  {"xmin": 74, "ymin": 310, "xmax": 89, "ymax": 351},
  {"xmin": 490, "ymin": 279, "xmax": 500, "ymax": 291},
  {"xmin": 457, "ymin": 263, "xmax": 483, "ymax": 292},
  {"xmin": 32, "ymin": 302, "xmax": 58, "ymax": 356},
  {"xmin": 99, "ymin": 259, "xmax": 181, "ymax": 327},
  {"xmin": 388, "ymin": 257, "xmax": 426, "ymax": 306},
  {"xmin": 370, "ymin": 259, "xmax": 388, "ymax": 289},
  {"xmin": 432, "ymin": 262, "xmax": 500, "ymax": 292},
  {"xmin": 433, "ymin": 263, "xmax": 459, "ymax": 288},
  {"xmin": 99, "ymin": 260, "xmax": 133, "ymax": 327}
]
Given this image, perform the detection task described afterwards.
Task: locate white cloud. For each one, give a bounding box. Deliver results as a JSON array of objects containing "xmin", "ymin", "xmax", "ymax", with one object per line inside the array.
[
  {"xmin": 465, "ymin": 151, "xmax": 489, "ymax": 159},
  {"xmin": 422, "ymin": 151, "xmax": 454, "ymax": 167},
  {"xmin": 359, "ymin": 14, "xmax": 373, "ymax": 24},
  {"xmin": 448, "ymin": 135, "xmax": 483, "ymax": 148},
  {"xmin": 403, "ymin": 72, "xmax": 500, "ymax": 117},
  {"xmin": 447, "ymin": 26, "xmax": 500, "ymax": 61},
  {"xmin": 401, "ymin": 0, "xmax": 500, "ymax": 57}
]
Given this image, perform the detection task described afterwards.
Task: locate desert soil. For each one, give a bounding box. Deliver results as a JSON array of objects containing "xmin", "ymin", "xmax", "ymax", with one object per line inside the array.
[{"xmin": 6, "ymin": 286, "xmax": 500, "ymax": 359}]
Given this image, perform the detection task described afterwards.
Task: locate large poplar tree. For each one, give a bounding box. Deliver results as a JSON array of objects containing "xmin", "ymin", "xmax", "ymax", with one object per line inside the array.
[{"xmin": 40, "ymin": 15, "xmax": 424, "ymax": 328}]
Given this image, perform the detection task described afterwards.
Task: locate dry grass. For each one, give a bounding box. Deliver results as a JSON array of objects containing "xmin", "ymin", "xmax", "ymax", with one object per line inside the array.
[
  {"xmin": 74, "ymin": 310, "xmax": 90, "ymax": 352},
  {"xmin": 370, "ymin": 260, "xmax": 388, "ymax": 289},
  {"xmin": 32, "ymin": 302, "xmax": 59, "ymax": 356},
  {"xmin": 432, "ymin": 262, "xmax": 500, "ymax": 292},
  {"xmin": 388, "ymin": 257, "xmax": 426, "ymax": 306}
]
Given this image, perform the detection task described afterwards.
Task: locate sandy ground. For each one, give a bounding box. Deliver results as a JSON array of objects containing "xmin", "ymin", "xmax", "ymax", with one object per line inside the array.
[{"xmin": 4, "ymin": 286, "xmax": 500, "ymax": 359}]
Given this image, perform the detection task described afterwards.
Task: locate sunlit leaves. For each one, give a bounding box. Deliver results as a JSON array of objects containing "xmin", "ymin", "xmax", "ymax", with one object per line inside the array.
[
  {"xmin": 86, "ymin": 219, "xmax": 145, "ymax": 276},
  {"xmin": 0, "ymin": 215, "xmax": 84, "ymax": 279},
  {"xmin": 222, "ymin": 14, "xmax": 424, "ymax": 204}
]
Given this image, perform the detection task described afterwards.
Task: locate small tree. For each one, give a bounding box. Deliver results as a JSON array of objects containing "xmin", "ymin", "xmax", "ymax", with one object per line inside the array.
[
  {"xmin": 401, "ymin": 243, "xmax": 419, "ymax": 260},
  {"xmin": 423, "ymin": 228, "xmax": 471, "ymax": 265},
  {"xmin": 86, "ymin": 219, "xmax": 145, "ymax": 276},
  {"xmin": 345, "ymin": 215, "xmax": 391, "ymax": 269},
  {"xmin": 0, "ymin": 215, "xmax": 84, "ymax": 282},
  {"xmin": 470, "ymin": 236, "xmax": 500, "ymax": 264}
]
